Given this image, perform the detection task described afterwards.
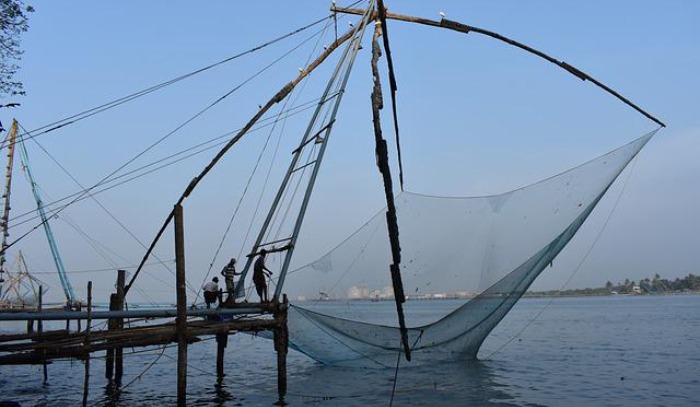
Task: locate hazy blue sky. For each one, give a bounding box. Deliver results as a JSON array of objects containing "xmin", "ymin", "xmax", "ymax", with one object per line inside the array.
[{"xmin": 2, "ymin": 1, "xmax": 697, "ymax": 304}]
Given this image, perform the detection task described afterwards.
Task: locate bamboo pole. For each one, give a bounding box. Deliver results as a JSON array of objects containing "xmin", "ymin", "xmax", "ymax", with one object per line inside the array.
[
  {"xmin": 82, "ymin": 281, "xmax": 92, "ymax": 407},
  {"xmin": 174, "ymin": 204, "xmax": 187, "ymax": 407},
  {"xmin": 333, "ymin": 6, "xmax": 666, "ymax": 128}
]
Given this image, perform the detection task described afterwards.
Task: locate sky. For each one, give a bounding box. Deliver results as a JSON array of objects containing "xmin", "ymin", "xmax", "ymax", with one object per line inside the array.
[{"xmin": 0, "ymin": 1, "xmax": 698, "ymax": 305}]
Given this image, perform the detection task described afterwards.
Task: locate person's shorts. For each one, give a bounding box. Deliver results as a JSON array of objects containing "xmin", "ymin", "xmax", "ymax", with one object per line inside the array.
[{"xmin": 204, "ymin": 291, "xmax": 218, "ymax": 304}]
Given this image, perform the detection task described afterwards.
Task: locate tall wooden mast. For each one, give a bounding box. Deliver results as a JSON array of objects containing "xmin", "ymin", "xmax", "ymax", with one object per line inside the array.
[{"xmin": 0, "ymin": 119, "xmax": 19, "ymax": 288}]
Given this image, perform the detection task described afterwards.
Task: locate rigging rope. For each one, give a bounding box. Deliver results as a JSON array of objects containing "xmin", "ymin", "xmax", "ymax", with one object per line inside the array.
[
  {"xmin": 4, "ymin": 26, "xmax": 326, "ymax": 258},
  {"xmin": 7, "ymin": 99, "xmax": 324, "ymax": 230},
  {"xmin": 482, "ymin": 153, "xmax": 642, "ymax": 360},
  {"xmin": 199, "ymin": 16, "xmax": 339, "ymax": 302},
  {"xmin": 15, "ymin": 123, "xmax": 192, "ymax": 293},
  {"xmin": 1, "ymin": 14, "xmax": 335, "ymax": 151},
  {"xmin": 125, "ymin": 26, "xmax": 359, "ymax": 296}
]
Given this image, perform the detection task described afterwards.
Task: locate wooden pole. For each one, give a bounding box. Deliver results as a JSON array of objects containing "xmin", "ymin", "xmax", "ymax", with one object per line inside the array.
[
  {"xmin": 82, "ymin": 281, "xmax": 92, "ymax": 407},
  {"xmin": 115, "ymin": 269, "xmax": 125, "ymax": 386},
  {"xmin": 39, "ymin": 285, "xmax": 47, "ymax": 383},
  {"xmin": 274, "ymin": 294, "xmax": 289, "ymax": 406},
  {"xmin": 174, "ymin": 204, "xmax": 188, "ymax": 407},
  {"xmin": 105, "ymin": 292, "xmax": 116, "ymax": 381},
  {"xmin": 216, "ymin": 330, "xmax": 227, "ymax": 378},
  {"xmin": 77, "ymin": 302, "xmax": 81, "ymax": 332},
  {"xmin": 37, "ymin": 285, "xmax": 43, "ymax": 334}
]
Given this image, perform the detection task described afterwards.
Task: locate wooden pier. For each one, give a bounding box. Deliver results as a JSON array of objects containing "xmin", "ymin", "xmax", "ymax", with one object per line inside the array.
[
  {"xmin": 0, "ymin": 204, "xmax": 291, "ymax": 406},
  {"xmin": 0, "ymin": 295, "xmax": 290, "ymax": 405}
]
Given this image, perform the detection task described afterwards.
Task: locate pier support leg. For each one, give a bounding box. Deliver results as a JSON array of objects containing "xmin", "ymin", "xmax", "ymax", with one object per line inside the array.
[
  {"xmin": 216, "ymin": 331, "xmax": 228, "ymax": 378},
  {"xmin": 175, "ymin": 204, "xmax": 188, "ymax": 407},
  {"xmin": 115, "ymin": 270, "xmax": 125, "ymax": 386},
  {"xmin": 106, "ymin": 269, "xmax": 126, "ymax": 384},
  {"xmin": 38, "ymin": 285, "xmax": 48, "ymax": 384},
  {"xmin": 105, "ymin": 293, "xmax": 116, "ymax": 381},
  {"xmin": 274, "ymin": 295, "xmax": 289, "ymax": 406},
  {"xmin": 82, "ymin": 281, "xmax": 93, "ymax": 407}
]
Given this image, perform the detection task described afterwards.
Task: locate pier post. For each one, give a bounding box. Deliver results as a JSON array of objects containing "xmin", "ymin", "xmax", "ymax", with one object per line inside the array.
[
  {"xmin": 39, "ymin": 285, "xmax": 47, "ymax": 383},
  {"xmin": 115, "ymin": 269, "xmax": 125, "ymax": 385},
  {"xmin": 82, "ymin": 281, "xmax": 93, "ymax": 407},
  {"xmin": 274, "ymin": 294, "xmax": 289, "ymax": 406},
  {"xmin": 37, "ymin": 285, "xmax": 43, "ymax": 334},
  {"xmin": 216, "ymin": 330, "xmax": 228, "ymax": 378},
  {"xmin": 106, "ymin": 269, "xmax": 126, "ymax": 383},
  {"xmin": 175, "ymin": 204, "xmax": 188, "ymax": 407},
  {"xmin": 105, "ymin": 292, "xmax": 116, "ymax": 381}
]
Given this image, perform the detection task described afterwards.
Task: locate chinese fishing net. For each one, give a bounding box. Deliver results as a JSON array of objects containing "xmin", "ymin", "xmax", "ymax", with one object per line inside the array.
[{"xmin": 280, "ymin": 130, "xmax": 656, "ymax": 367}]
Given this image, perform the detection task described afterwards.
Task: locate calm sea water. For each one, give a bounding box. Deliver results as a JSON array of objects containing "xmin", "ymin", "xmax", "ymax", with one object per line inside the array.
[{"xmin": 1, "ymin": 295, "xmax": 697, "ymax": 406}]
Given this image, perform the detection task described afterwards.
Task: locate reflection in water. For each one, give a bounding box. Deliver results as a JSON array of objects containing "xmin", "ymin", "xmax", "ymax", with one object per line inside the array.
[
  {"xmin": 213, "ymin": 377, "xmax": 234, "ymax": 406},
  {"xmin": 288, "ymin": 359, "xmax": 547, "ymax": 407}
]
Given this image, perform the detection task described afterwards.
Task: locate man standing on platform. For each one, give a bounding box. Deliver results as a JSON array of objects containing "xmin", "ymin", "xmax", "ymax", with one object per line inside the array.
[
  {"xmin": 220, "ymin": 258, "xmax": 241, "ymax": 304},
  {"xmin": 253, "ymin": 249, "xmax": 273, "ymax": 303}
]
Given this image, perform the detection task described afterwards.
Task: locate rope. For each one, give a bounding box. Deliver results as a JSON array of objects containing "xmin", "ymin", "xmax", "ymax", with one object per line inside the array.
[
  {"xmin": 205, "ymin": 18, "xmax": 337, "ymax": 297},
  {"xmin": 4, "ymin": 22, "xmax": 329, "ymax": 257},
  {"xmin": 8, "ymin": 99, "xmax": 323, "ymax": 231},
  {"xmin": 4, "ymin": 14, "xmax": 335, "ymax": 150}
]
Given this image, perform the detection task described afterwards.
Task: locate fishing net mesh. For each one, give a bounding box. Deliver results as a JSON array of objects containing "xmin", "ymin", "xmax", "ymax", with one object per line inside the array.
[{"xmin": 281, "ymin": 131, "xmax": 655, "ymax": 367}]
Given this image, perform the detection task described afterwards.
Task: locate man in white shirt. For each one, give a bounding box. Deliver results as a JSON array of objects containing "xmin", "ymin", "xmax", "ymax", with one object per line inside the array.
[{"xmin": 203, "ymin": 277, "xmax": 221, "ymax": 308}]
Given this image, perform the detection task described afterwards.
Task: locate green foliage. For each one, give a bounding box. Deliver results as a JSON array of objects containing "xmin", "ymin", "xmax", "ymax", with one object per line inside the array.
[
  {"xmin": 0, "ymin": 0, "xmax": 33, "ymax": 97},
  {"xmin": 526, "ymin": 273, "xmax": 699, "ymax": 297}
]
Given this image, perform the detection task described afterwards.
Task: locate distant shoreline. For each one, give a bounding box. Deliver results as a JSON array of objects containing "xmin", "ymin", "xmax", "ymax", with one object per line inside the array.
[
  {"xmin": 299, "ymin": 290, "xmax": 700, "ymax": 302},
  {"xmin": 522, "ymin": 290, "xmax": 700, "ymax": 299}
]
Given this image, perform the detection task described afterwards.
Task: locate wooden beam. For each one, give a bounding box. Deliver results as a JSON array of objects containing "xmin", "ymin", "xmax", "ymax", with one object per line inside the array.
[{"xmin": 333, "ymin": 6, "xmax": 666, "ymax": 128}]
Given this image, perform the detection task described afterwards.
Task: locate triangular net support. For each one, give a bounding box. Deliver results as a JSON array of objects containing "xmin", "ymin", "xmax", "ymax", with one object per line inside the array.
[{"xmin": 282, "ymin": 131, "xmax": 656, "ymax": 367}]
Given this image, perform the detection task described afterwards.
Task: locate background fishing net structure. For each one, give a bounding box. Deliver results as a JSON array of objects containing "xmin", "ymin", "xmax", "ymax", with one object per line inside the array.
[{"xmin": 281, "ymin": 131, "xmax": 656, "ymax": 367}]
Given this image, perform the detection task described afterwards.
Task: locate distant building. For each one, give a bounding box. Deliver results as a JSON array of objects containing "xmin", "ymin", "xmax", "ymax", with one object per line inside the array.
[{"xmin": 348, "ymin": 285, "xmax": 369, "ymax": 300}]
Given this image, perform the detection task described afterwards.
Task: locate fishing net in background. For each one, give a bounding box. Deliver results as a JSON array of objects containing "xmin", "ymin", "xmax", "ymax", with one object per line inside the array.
[{"xmin": 280, "ymin": 130, "xmax": 656, "ymax": 367}]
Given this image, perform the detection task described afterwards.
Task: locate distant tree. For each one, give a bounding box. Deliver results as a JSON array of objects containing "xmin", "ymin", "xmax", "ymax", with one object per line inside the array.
[
  {"xmin": 0, "ymin": 0, "xmax": 33, "ymax": 98},
  {"xmin": 605, "ymin": 281, "xmax": 613, "ymax": 292}
]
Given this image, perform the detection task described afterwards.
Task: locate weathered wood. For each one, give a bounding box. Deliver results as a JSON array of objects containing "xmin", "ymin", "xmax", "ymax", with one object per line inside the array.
[
  {"xmin": 370, "ymin": 20, "xmax": 410, "ymax": 362},
  {"xmin": 115, "ymin": 270, "xmax": 125, "ymax": 385},
  {"xmin": 175, "ymin": 204, "xmax": 187, "ymax": 407},
  {"xmin": 0, "ymin": 329, "xmax": 69, "ymax": 342},
  {"xmin": 0, "ymin": 318, "xmax": 279, "ymax": 354},
  {"xmin": 216, "ymin": 330, "xmax": 227, "ymax": 378},
  {"xmin": 82, "ymin": 281, "xmax": 92, "ymax": 407},
  {"xmin": 39, "ymin": 285, "xmax": 47, "ymax": 383},
  {"xmin": 105, "ymin": 293, "xmax": 116, "ymax": 380},
  {"xmin": 274, "ymin": 295, "xmax": 289, "ymax": 406}
]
